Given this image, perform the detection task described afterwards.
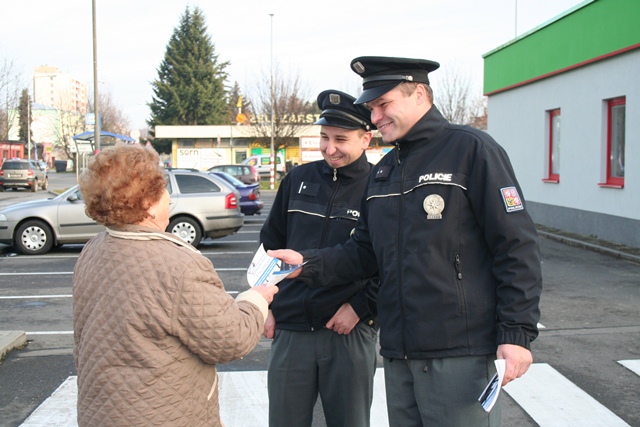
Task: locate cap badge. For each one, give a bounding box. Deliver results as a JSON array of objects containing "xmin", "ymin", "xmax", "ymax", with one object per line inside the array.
[
  {"xmin": 353, "ymin": 61, "xmax": 365, "ymax": 74},
  {"xmin": 329, "ymin": 94, "xmax": 340, "ymax": 105},
  {"xmin": 423, "ymin": 194, "xmax": 445, "ymax": 219}
]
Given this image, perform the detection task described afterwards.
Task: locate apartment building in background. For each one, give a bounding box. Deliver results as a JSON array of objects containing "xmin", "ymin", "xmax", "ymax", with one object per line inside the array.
[{"xmin": 33, "ymin": 66, "xmax": 87, "ymax": 115}]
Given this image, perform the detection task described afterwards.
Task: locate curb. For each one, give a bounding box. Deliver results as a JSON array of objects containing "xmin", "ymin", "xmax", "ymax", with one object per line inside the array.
[
  {"xmin": 538, "ymin": 230, "xmax": 640, "ymax": 265},
  {"xmin": 0, "ymin": 330, "xmax": 27, "ymax": 361}
]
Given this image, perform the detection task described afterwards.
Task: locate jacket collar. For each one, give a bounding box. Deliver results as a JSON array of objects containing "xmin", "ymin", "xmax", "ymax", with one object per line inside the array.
[
  {"xmin": 395, "ymin": 104, "xmax": 449, "ymax": 147},
  {"xmin": 106, "ymin": 224, "xmax": 200, "ymax": 253},
  {"xmin": 320, "ymin": 152, "xmax": 371, "ymax": 181}
]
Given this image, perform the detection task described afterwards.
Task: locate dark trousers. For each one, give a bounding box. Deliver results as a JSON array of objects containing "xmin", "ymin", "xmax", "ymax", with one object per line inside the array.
[
  {"xmin": 268, "ymin": 324, "xmax": 378, "ymax": 427},
  {"xmin": 383, "ymin": 355, "xmax": 501, "ymax": 427}
]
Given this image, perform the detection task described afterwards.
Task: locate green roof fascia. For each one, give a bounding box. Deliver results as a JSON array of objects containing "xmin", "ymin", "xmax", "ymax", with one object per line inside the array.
[{"xmin": 483, "ymin": 0, "xmax": 640, "ymax": 95}]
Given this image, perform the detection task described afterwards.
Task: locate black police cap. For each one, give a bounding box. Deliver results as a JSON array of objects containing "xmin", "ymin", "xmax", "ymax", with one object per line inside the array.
[
  {"xmin": 350, "ymin": 56, "xmax": 440, "ymax": 104},
  {"xmin": 314, "ymin": 90, "xmax": 376, "ymax": 131}
]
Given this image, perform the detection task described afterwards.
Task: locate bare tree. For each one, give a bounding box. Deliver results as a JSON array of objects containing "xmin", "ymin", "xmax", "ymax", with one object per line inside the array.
[
  {"xmin": 467, "ymin": 96, "xmax": 488, "ymax": 130},
  {"xmin": 246, "ymin": 65, "xmax": 318, "ymax": 151},
  {"xmin": 0, "ymin": 57, "xmax": 25, "ymax": 141},
  {"xmin": 87, "ymin": 89, "xmax": 130, "ymax": 135},
  {"xmin": 432, "ymin": 61, "xmax": 481, "ymax": 126}
]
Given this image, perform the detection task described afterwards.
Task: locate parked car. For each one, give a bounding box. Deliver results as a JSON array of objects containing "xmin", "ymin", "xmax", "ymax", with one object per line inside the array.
[
  {"xmin": 242, "ymin": 154, "xmax": 286, "ymax": 178},
  {"xmin": 207, "ymin": 164, "xmax": 259, "ymax": 184},
  {"xmin": 0, "ymin": 159, "xmax": 48, "ymax": 192},
  {"xmin": 37, "ymin": 161, "xmax": 49, "ymax": 174},
  {"xmin": 0, "ymin": 169, "xmax": 243, "ymax": 255},
  {"xmin": 209, "ymin": 171, "xmax": 263, "ymax": 215}
]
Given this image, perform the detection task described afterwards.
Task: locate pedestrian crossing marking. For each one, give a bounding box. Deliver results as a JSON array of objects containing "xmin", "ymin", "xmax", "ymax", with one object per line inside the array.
[
  {"xmin": 504, "ymin": 363, "xmax": 631, "ymax": 426},
  {"xmin": 618, "ymin": 359, "xmax": 640, "ymax": 376},
  {"xmin": 20, "ymin": 362, "xmax": 637, "ymax": 427}
]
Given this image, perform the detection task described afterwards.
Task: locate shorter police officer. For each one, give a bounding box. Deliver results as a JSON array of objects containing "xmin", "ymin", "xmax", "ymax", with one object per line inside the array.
[
  {"xmin": 270, "ymin": 57, "xmax": 542, "ymax": 427},
  {"xmin": 260, "ymin": 90, "xmax": 379, "ymax": 427}
]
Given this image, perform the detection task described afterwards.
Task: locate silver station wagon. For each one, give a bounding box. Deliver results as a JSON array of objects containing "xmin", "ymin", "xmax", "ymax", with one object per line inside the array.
[{"xmin": 0, "ymin": 169, "xmax": 244, "ymax": 255}]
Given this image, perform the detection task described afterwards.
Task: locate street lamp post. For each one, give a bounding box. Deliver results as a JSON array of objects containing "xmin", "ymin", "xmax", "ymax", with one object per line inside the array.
[
  {"xmin": 92, "ymin": 0, "xmax": 100, "ymax": 153},
  {"xmin": 269, "ymin": 13, "xmax": 275, "ymax": 190}
]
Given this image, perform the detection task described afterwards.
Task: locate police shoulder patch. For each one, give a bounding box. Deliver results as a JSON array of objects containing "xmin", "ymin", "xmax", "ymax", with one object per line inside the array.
[{"xmin": 500, "ymin": 186, "xmax": 524, "ymax": 213}]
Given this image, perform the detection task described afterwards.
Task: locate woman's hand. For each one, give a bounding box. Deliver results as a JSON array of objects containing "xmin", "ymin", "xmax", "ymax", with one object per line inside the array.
[{"xmin": 252, "ymin": 284, "xmax": 279, "ymax": 304}]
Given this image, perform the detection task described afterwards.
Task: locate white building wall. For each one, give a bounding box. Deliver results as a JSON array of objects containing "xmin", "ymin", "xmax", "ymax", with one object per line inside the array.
[{"xmin": 487, "ymin": 51, "xmax": 640, "ymax": 245}]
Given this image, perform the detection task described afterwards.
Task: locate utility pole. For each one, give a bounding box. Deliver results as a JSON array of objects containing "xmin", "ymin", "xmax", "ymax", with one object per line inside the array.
[
  {"xmin": 92, "ymin": 0, "xmax": 100, "ymax": 153},
  {"xmin": 269, "ymin": 13, "xmax": 275, "ymax": 190}
]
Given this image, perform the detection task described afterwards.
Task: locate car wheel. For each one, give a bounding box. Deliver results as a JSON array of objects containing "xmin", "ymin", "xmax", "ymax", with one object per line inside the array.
[
  {"xmin": 16, "ymin": 220, "xmax": 54, "ymax": 255},
  {"xmin": 31, "ymin": 180, "xmax": 38, "ymax": 192},
  {"xmin": 168, "ymin": 216, "xmax": 202, "ymax": 247},
  {"xmin": 42, "ymin": 177, "xmax": 49, "ymax": 190}
]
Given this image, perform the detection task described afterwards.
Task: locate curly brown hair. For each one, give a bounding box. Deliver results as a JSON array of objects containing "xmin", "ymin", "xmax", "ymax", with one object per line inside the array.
[{"xmin": 79, "ymin": 145, "xmax": 166, "ymax": 227}]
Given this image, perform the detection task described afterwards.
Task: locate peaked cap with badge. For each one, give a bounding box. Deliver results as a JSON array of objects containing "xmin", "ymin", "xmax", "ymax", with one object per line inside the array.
[
  {"xmin": 314, "ymin": 89, "xmax": 376, "ymax": 131},
  {"xmin": 350, "ymin": 56, "xmax": 440, "ymax": 104}
]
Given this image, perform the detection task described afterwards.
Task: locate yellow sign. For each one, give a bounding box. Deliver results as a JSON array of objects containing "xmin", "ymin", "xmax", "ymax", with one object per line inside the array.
[{"xmin": 236, "ymin": 113, "xmax": 247, "ymax": 123}]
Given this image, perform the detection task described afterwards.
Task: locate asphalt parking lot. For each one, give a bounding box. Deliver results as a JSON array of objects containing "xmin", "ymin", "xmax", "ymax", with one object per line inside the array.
[{"xmin": 1, "ymin": 170, "xmax": 639, "ymax": 427}]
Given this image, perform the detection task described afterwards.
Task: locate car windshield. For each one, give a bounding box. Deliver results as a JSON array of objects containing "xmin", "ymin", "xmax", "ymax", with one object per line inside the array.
[{"xmin": 211, "ymin": 171, "xmax": 244, "ymax": 187}]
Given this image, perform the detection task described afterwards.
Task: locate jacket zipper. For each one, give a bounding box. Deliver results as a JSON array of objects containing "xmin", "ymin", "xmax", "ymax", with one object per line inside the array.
[
  {"xmin": 398, "ymin": 141, "xmax": 408, "ymax": 358},
  {"xmin": 306, "ymin": 169, "xmax": 341, "ymax": 330}
]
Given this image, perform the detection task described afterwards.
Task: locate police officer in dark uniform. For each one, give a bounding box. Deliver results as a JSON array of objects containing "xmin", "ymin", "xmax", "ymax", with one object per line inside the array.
[
  {"xmin": 270, "ymin": 57, "xmax": 542, "ymax": 427},
  {"xmin": 260, "ymin": 90, "xmax": 379, "ymax": 427}
]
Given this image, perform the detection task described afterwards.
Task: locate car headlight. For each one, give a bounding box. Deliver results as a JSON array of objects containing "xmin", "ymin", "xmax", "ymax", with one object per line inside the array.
[{"xmin": 0, "ymin": 214, "xmax": 7, "ymax": 221}]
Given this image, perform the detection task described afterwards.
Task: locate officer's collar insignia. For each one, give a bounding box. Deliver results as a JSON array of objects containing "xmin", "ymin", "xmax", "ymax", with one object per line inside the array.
[
  {"xmin": 329, "ymin": 94, "xmax": 340, "ymax": 105},
  {"xmin": 374, "ymin": 165, "xmax": 392, "ymax": 181}
]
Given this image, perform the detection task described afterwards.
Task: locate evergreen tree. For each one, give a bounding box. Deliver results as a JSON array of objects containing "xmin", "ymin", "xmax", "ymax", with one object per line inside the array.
[
  {"xmin": 148, "ymin": 6, "xmax": 229, "ymax": 127},
  {"xmin": 18, "ymin": 88, "xmax": 31, "ymax": 142}
]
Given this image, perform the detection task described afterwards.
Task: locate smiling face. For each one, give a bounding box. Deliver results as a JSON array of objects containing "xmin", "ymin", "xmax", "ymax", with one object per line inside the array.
[
  {"xmin": 319, "ymin": 126, "xmax": 372, "ymax": 169},
  {"xmin": 365, "ymin": 83, "xmax": 432, "ymax": 143}
]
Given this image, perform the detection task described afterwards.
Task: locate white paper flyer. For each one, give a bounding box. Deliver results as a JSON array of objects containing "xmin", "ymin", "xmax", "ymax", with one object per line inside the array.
[
  {"xmin": 478, "ymin": 359, "xmax": 506, "ymax": 412},
  {"xmin": 246, "ymin": 244, "xmax": 305, "ymax": 287}
]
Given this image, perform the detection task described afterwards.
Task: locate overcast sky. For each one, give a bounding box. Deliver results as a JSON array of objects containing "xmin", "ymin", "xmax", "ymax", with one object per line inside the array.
[{"xmin": 1, "ymin": 0, "xmax": 586, "ymax": 130}]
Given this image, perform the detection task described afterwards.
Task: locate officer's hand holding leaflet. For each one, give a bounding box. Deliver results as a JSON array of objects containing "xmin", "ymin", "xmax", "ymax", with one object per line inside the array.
[
  {"xmin": 497, "ymin": 343, "xmax": 533, "ymax": 386},
  {"xmin": 267, "ymin": 249, "xmax": 304, "ymax": 279}
]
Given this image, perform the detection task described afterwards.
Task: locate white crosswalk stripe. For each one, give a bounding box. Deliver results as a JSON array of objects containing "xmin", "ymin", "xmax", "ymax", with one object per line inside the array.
[
  {"xmin": 503, "ymin": 363, "xmax": 630, "ymax": 426},
  {"xmin": 20, "ymin": 362, "xmax": 637, "ymax": 427}
]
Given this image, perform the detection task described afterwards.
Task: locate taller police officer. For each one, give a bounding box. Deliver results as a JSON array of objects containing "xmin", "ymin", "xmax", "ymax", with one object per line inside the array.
[
  {"xmin": 270, "ymin": 57, "xmax": 543, "ymax": 426},
  {"xmin": 260, "ymin": 90, "xmax": 379, "ymax": 427}
]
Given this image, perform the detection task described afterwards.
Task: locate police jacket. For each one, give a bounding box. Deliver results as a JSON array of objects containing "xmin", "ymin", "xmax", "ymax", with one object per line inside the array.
[
  {"xmin": 301, "ymin": 106, "xmax": 542, "ymax": 359},
  {"xmin": 260, "ymin": 153, "xmax": 378, "ymax": 331}
]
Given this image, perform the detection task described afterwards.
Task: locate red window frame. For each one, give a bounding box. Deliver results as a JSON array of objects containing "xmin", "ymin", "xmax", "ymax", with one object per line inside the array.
[
  {"xmin": 600, "ymin": 97, "xmax": 625, "ymax": 188},
  {"xmin": 544, "ymin": 109, "xmax": 561, "ymax": 183}
]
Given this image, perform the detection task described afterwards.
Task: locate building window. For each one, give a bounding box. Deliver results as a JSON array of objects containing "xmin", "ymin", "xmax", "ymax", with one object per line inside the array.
[
  {"xmin": 600, "ymin": 97, "xmax": 625, "ymax": 188},
  {"xmin": 544, "ymin": 109, "xmax": 561, "ymax": 183}
]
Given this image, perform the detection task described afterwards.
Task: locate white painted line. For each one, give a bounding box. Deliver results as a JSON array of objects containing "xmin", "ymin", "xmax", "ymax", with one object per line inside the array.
[
  {"xmin": 504, "ymin": 363, "xmax": 630, "ymax": 427},
  {"xmin": 27, "ymin": 331, "xmax": 74, "ymax": 335},
  {"xmin": 2, "ymin": 251, "xmax": 255, "ymax": 259},
  {"xmin": 0, "ymin": 272, "xmax": 74, "ymax": 276},
  {"xmin": 618, "ymin": 359, "xmax": 640, "ymax": 376},
  {"xmin": 19, "ymin": 369, "xmax": 390, "ymax": 427},
  {"xmin": 0, "ymin": 295, "xmax": 72, "ymax": 299},
  {"xmin": 20, "ymin": 376, "xmax": 78, "ymax": 427},
  {"xmin": 0, "ymin": 268, "xmax": 247, "ymax": 277},
  {"xmin": 538, "ymin": 322, "xmax": 546, "ymax": 329}
]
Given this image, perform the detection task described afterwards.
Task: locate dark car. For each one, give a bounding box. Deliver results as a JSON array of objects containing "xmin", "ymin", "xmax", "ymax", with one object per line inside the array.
[
  {"xmin": 0, "ymin": 159, "xmax": 48, "ymax": 192},
  {"xmin": 209, "ymin": 171, "xmax": 263, "ymax": 215},
  {"xmin": 207, "ymin": 164, "xmax": 259, "ymax": 184}
]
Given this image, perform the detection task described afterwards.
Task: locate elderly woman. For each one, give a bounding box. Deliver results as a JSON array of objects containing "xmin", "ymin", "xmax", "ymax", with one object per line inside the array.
[{"xmin": 73, "ymin": 144, "xmax": 277, "ymax": 427}]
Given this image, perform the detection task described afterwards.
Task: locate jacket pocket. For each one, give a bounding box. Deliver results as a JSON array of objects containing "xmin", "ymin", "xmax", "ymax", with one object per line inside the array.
[{"xmin": 453, "ymin": 253, "xmax": 467, "ymax": 315}]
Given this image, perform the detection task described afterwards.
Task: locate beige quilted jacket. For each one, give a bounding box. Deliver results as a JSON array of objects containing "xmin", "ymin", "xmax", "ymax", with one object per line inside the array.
[{"xmin": 73, "ymin": 225, "xmax": 268, "ymax": 426}]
